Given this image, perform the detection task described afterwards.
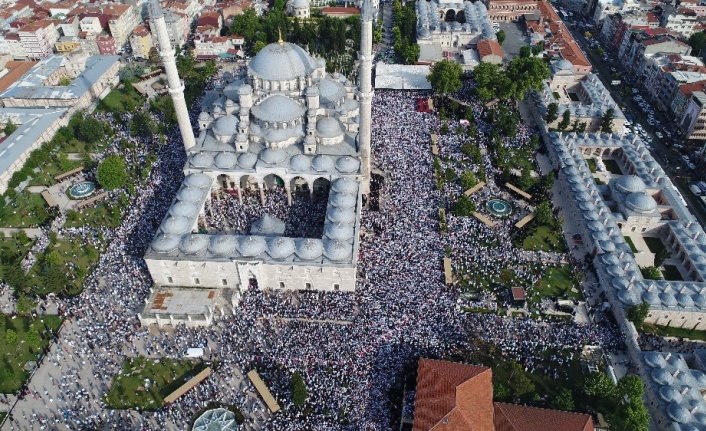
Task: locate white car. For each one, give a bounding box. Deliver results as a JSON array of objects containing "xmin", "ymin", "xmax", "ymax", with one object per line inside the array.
[
  {"xmin": 682, "ymin": 155, "xmax": 691, "ymax": 162},
  {"xmin": 656, "ymin": 132, "xmax": 663, "ymax": 138},
  {"xmin": 688, "ymin": 162, "xmax": 696, "ymax": 169}
]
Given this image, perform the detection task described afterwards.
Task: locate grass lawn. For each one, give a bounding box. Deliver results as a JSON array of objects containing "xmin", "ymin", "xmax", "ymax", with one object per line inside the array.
[
  {"xmin": 603, "ymin": 159, "xmax": 623, "ymax": 175},
  {"xmin": 29, "ymin": 239, "xmax": 97, "ymax": 296},
  {"xmin": 643, "ymin": 237, "xmax": 665, "ymax": 254},
  {"xmin": 586, "ymin": 159, "xmax": 597, "ymax": 173},
  {"xmin": 623, "ymin": 236, "xmax": 638, "ymax": 253},
  {"xmin": 106, "ymin": 357, "xmax": 208, "ymax": 410},
  {"xmin": 97, "ymin": 88, "xmax": 144, "ymax": 114},
  {"xmin": 0, "ymin": 315, "xmax": 62, "ymax": 393},
  {"xmin": 0, "ymin": 193, "xmax": 48, "ymax": 227},
  {"xmin": 65, "ymin": 203, "xmax": 121, "ymax": 229},
  {"xmin": 522, "ymin": 225, "xmax": 564, "ymax": 252},
  {"xmin": 662, "ymin": 265, "xmax": 684, "ymax": 281},
  {"xmin": 534, "ymin": 266, "xmax": 582, "ymax": 300},
  {"xmin": 594, "ymin": 177, "xmax": 606, "ymax": 185},
  {"xmin": 641, "ymin": 322, "xmax": 706, "ymax": 341}
]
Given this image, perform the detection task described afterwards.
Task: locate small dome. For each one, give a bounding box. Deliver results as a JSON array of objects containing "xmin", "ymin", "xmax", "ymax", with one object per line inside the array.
[
  {"xmin": 170, "ymin": 201, "xmax": 200, "ymax": 218},
  {"xmin": 249, "ymin": 122, "xmax": 262, "ymax": 135},
  {"xmin": 329, "ymin": 192, "xmax": 356, "ymax": 208},
  {"xmin": 305, "ymin": 85, "xmax": 319, "ymax": 96},
  {"xmin": 152, "ymin": 233, "xmax": 179, "ymax": 253},
  {"xmin": 296, "ymin": 238, "xmax": 323, "ymax": 260},
  {"xmin": 617, "ymin": 288, "xmax": 639, "ymax": 305},
  {"xmin": 660, "ymin": 292, "xmax": 678, "ymax": 307},
  {"xmin": 606, "ymin": 265, "xmax": 625, "ymax": 277},
  {"xmin": 184, "ymin": 173, "xmax": 212, "ymax": 189},
  {"xmin": 312, "ymin": 155, "xmax": 334, "ymax": 172},
  {"xmin": 659, "ymin": 386, "xmax": 683, "ymax": 403},
  {"xmin": 336, "ymin": 156, "xmax": 360, "ymax": 173},
  {"xmin": 191, "ymin": 152, "xmax": 213, "ymax": 168},
  {"xmin": 693, "ymin": 370, "xmax": 706, "ymax": 388},
  {"xmin": 213, "ymin": 115, "xmax": 239, "ymax": 136},
  {"xmin": 318, "ymin": 79, "xmax": 346, "ymax": 106},
  {"xmin": 259, "ymin": 147, "xmax": 288, "ymax": 164},
  {"xmin": 600, "ymin": 241, "xmax": 615, "ymax": 252},
  {"xmin": 324, "ymin": 239, "xmax": 352, "ymax": 261},
  {"xmin": 237, "ymin": 84, "xmax": 252, "ymax": 95},
  {"xmin": 251, "ymin": 214, "xmax": 285, "ymax": 236},
  {"xmin": 249, "ymin": 42, "xmax": 316, "ymax": 81},
  {"xmin": 178, "ymin": 187, "xmax": 205, "ymax": 202},
  {"xmin": 252, "ymin": 95, "xmax": 306, "ymax": 123},
  {"xmin": 554, "ymin": 59, "xmax": 574, "ymax": 72},
  {"xmin": 642, "ymin": 291, "xmax": 661, "ymax": 305},
  {"xmin": 645, "ymin": 352, "xmax": 667, "ymax": 368},
  {"xmin": 290, "ymin": 154, "xmax": 310, "ymax": 171},
  {"xmin": 676, "ymin": 293, "xmax": 695, "ymax": 308},
  {"xmin": 316, "ymin": 116, "xmax": 345, "ymax": 138},
  {"xmin": 694, "ymin": 294, "xmax": 706, "ymax": 308},
  {"xmin": 695, "ymin": 413, "xmax": 706, "ymax": 425},
  {"xmin": 161, "ymin": 215, "xmax": 191, "ymax": 235},
  {"xmin": 324, "ymin": 222, "xmax": 354, "ymax": 241},
  {"xmin": 180, "ymin": 234, "xmax": 209, "ymax": 254},
  {"xmin": 198, "ymin": 112, "xmax": 210, "ymax": 121},
  {"xmin": 615, "ymin": 175, "xmax": 647, "ymax": 194},
  {"xmin": 209, "ymin": 235, "xmax": 237, "ymax": 256},
  {"xmin": 331, "ymin": 177, "xmax": 357, "ymax": 193},
  {"xmin": 292, "ymin": 0, "xmax": 309, "ymax": 9},
  {"xmin": 238, "ymin": 236, "xmax": 267, "ymax": 257},
  {"xmin": 328, "ymin": 207, "xmax": 355, "ymax": 223},
  {"xmin": 668, "ymin": 403, "xmax": 693, "ymax": 424},
  {"xmin": 266, "ymin": 128, "xmax": 292, "ymax": 144},
  {"xmin": 237, "ymin": 152, "xmax": 258, "ymax": 169},
  {"xmin": 601, "ymin": 254, "xmax": 620, "ymax": 266},
  {"xmin": 317, "ymin": 58, "xmax": 326, "ymax": 68},
  {"xmin": 267, "ymin": 237, "xmax": 296, "ymax": 259},
  {"xmin": 214, "ymin": 152, "xmax": 238, "ymax": 169},
  {"xmin": 626, "ymin": 192, "xmax": 657, "ymax": 214},
  {"xmin": 652, "ymin": 368, "xmax": 675, "ymax": 385}
]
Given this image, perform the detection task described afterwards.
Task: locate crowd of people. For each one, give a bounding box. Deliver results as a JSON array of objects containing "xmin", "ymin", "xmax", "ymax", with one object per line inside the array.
[{"xmin": 3, "ymin": 71, "xmax": 627, "ymax": 431}]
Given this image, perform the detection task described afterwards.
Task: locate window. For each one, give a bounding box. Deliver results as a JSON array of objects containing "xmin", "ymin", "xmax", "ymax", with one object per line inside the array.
[
  {"xmin": 279, "ymin": 282, "xmax": 285, "ymax": 288},
  {"xmin": 167, "ymin": 277, "xmax": 173, "ymax": 284},
  {"xmin": 305, "ymin": 282, "xmax": 312, "ymax": 290},
  {"xmin": 194, "ymin": 278, "xmax": 201, "ymax": 285},
  {"xmin": 221, "ymin": 279, "xmax": 228, "ymax": 286},
  {"xmin": 333, "ymin": 283, "xmax": 340, "ymax": 291}
]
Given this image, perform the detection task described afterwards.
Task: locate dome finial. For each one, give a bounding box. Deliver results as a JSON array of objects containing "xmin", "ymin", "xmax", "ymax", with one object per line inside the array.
[{"xmin": 278, "ymin": 28, "xmax": 283, "ymax": 46}]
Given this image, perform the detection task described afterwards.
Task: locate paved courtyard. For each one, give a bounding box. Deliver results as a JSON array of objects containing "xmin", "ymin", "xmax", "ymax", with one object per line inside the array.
[{"xmin": 498, "ymin": 21, "xmax": 528, "ymax": 61}]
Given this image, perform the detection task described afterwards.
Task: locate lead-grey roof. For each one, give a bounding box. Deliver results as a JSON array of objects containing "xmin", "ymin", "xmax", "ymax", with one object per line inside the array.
[
  {"xmin": 296, "ymin": 238, "xmax": 324, "ymax": 260},
  {"xmin": 184, "ymin": 173, "xmax": 213, "ymax": 189},
  {"xmin": 332, "ymin": 177, "xmax": 358, "ymax": 193},
  {"xmin": 625, "ymin": 191, "xmax": 658, "ymax": 213},
  {"xmin": 316, "ymin": 116, "xmax": 345, "ymax": 138},
  {"xmin": 214, "ymin": 151, "xmax": 238, "ymax": 169},
  {"xmin": 250, "ymin": 215, "xmax": 286, "ymax": 236},
  {"xmin": 251, "ymin": 95, "xmax": 306, "ymax": 123},
  {"xmin": 209, "ymin": 235, "xmax": 238, "ymax": 256},
  {"xmin": 213, "ymin": 115, "xmax": 239, "ymax": 136},
  {"xmin": 323, "ymin": 239, "xmax": 353, "ymax": 261},
  {"xmin": 266, "ymin": 236, "xmax": 296, "ymax": 259},
  {"xmin": 180, "ymin": 234, "xmax": 209, "ymax": 254},
  {"xmin": 248, "ymin": 42, "xmax": 317, "ymax": 81},
  {"xmin": 318, "ymin": 79, "xmax": 346, "ymax": 106},
  {"xmin": 238, "ymin": 236, "xmax": 267, "ymax": 256},
  {"xmin": 615, "ymin": 175, "xmax": 647, "ymax": 194},
  {"xmin": 324, "ymin": 222, "xmax": 354, "ymax": 241},
  {"xmin": 336, "ymin": 156, "xmax": 360, "ymax": 173}
]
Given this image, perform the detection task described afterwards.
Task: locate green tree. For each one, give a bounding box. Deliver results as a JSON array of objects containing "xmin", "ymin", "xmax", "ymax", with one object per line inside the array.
[
  {"xmin": 5, "ymin": 329, "xmax": 17, "ymax": 344},
  {"xmin": 535, "ymin": 201, "xmax": 552, "ymax": 225},
  {"xmin": 15, "ymin": 294, "xmax": 34, "ymax": 315},
  {"xmin": 616, "ymin": 402, "xmax": 649, "ymax": 431},
  {"xmin": 546, "ymin": 102, "xmax": 559, "ymax": 123},
  {"xmin": 551, "ymin": 388, "xmax": 574, "ymax": 411},
  {"xmin": 78, "ymin": 117, "xmax": 104, "ymax": 143},
  {"xmin": 496, "ymin": 30, "xmax": 506, "ymax": 45},
  {"xmin": 601, "ymin": 108, "xmax": 615, "ymax": 133},
  {"xmin": 518, "ymin": 168, "xmax": 534, "ymax": 191},
  {"xmin": 427, "ymin": 60, "xmax": 463, "ymax": 94},
  {"xmin": 627, "ymin": 301, "xmax": 650, "ymax": 327},
  {"xmin": 44, "ymin": 250, "xmax": 61, "ymax": 267},
  {"xmin": 16, "ymin": 230, "xmax": 29, "ymax": 245},
  {"xmin": 519, "ymin": 45, "xmax": 531, "ymax": 58},
  {"xmin": 129, "ymin": 111, "xmax": 156, "ymax": 139},
  {"xmin": 595, "ymin": 47, "xmax": 605, "ymax": 57},
  {"xmin": 42, "ymin": 265, "xmax": 69, "ymax": 294},
  {"xmin": 58, "ymin": 76, "xmax": 71, "ymax": 86},
  {"xmin": 290, "ymin": 371, "xmax": 308, "ymax": 407},
  {"xmin": 97, "ymin": 155, "xmax": 127, "ymax": 191},
  {"xmin": 640, "ymin": 266, "xmax": 662, "ymax": 280},
  {"xmin": 493, "ymin": 382, "xmax": 510, "ymax": 400},
  {"xmin": 688, "ymin": 31, "xmax": 706, "ymax": 54},
  {"xmin": 444, "ymin": 167, "xmax": 457, "ymax": 182},
  {"xmin": 3, "ymin": 120, "xmax": 17, "ymax": 136},
  {"xmin": 558, "ymin": 109, "xmax": 571, "ymax": 131},
  {"xmin": 3, "ymin": 265, "xmax": 29, "ymax": 292},
  {"xmin": 655, "ymin": 247, "xmax": 671, "ymax": 267},
  {"xmin": 460, "ymin": 170, "xmax": 478, "ymax": 189},
  {"xmin": 531, "ymin": 41, "xmax": 544, "ymax": 56},
  {"xmin": 617, "ymin": 375, "xmax": 644, "ymax": 404},
  {"xmin": 507, "ymin": 361, "xmax": 534, "ymax": 396},
  {"xmin": 583, "ymin": 372, "xmax": 615, "ymax": 397},
  {"xmin": 451, "ymin": 195, "xmax": 476, "ymax": 216}
]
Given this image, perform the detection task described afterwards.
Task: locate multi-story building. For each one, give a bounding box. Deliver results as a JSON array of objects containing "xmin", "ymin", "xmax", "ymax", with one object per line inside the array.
[
  {"xmin": 80, "ymin": 16, "xmax": 103, "ymax": 34},
  {"xmin": 59, "ymin": 16, "xmax": 80, "ymax": 37},
  {"xmin": 193, "ymin": 34, "xmax": 242, "ymax": 59},
  {"xmin": 129, "ymin": 25, "xmax": 152, "ymax": 60},
  {"xmin": 49, "ymin": 1, "xmax": 76, "ymax": 18},
  {"xmin": 484, "ymin": 0, "xmax": 537, "ymax": 22},
  {"xmin": 198, "ymin": 11, "xmax": 222, "ymax": 29},
  {"xmin": 660, "ymin": 7, "xmax": 698, "ymax": 37},
  {"xmin": 0, "ymin": 32, "xmax": 27, "ymax": 60},
  {"xmin": 670, "ymin": 79, "xmax": 706, "ymax": 121},
  {"xmin": 18, "ymin": 20, "xmax": 60, "ymax": 60},
  {"xmin": 643, "ymin": 53, "xmax": 706, "ymax": 111},
  {"xmin": 97, "ymin": 35, "xmax": 117, "ymax": 55},
  {"xmin": 77, "ymin": 32, "xmax": 99, "ymax": 56},
  {"xmin": 217, "ymin": 0, "xmax": 252, "ymax": 25},
  {"xmin": 152, "ymin": 10, "xmax": 188, "ymax": 49},
  {"xmin": 104, "ymin": 4, "xmax": 139, "ymax": 47},
  {"xmin": 167, "ymin": 0, "xmax": 202, "ymax": 20},
  {"xmin": 55, "ymin": 36, "xmax": 81, "ymax": 54},
  {"xmin": 680, "ymin": 91, "xmax": 706, "ymax": 141}
]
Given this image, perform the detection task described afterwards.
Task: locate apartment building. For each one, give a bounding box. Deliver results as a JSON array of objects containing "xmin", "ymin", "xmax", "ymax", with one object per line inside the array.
[
  {"xmin": 105, "ymin": 4, "xmax": 139, "ymax": 47},
  {"xmin": 129, "ymin": 25, "xmax": 153, "ymax": 59},
  {"xmin": 18, "ymin": 20, "xmax": 59, "ymax": 60},
  {"xmin": 0, "ymin": 33, "xmax": 27, "ymax": 60},
  {"xmin": 680, "ymin": 91, "xmax": 706, "ymax": 140}
]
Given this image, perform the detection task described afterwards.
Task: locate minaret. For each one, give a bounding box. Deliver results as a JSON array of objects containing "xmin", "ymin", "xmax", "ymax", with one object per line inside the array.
[
  {"xmin": 359, "ymin": 0, "xmax": 376, "ymax": 194},
  {"xmin": 149, "ymin": 0, "xmax": 196, "ymax": 151}
]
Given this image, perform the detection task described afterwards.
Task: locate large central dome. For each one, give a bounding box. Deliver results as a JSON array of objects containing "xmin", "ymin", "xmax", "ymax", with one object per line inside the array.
[{"xmin": 249, "ymin": 42, "xmax": 317, "ymax": 81}]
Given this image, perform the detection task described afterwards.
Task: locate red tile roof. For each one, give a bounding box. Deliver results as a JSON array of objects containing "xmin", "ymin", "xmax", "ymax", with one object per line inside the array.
[
  {"xmin": 679, "ymin": 79, "xmax": 706, "ymax": 97},
  {"xmin": 321, "ymin": 7, "xmax": 361, "ymax": 14},
  {"xmin": 536, "ymin": 1, "xmax": 590, "ymax": 68},
  {"xmin": 494, "ymin": 403, "xmax": 593, "ymax": 431},
  {"xmin": 477, "ymin": 39, "xmax": 503, "ymax": 58}
]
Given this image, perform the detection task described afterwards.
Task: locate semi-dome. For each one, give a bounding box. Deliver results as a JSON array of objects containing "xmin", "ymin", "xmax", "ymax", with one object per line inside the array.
[
  {"xmin": 191, "ymin": 152, "xmax": 213, "ymax": 168},
  {"xmin": 652, "ymin": 368, "xmax": 675, "ymax": 385},
  {"xmin": 331, "ymin": 177, "xmax": 357, "ymax": 193},
  {"xmin": 324, "ymin": 239, "xmax": 352, "ymax": 261},
  {"xmin": 296, "ymin": 238, "xmax": 323, "ymax": 260},
  {"xmin": 237, "ymin": 152, "xmax": 258, "ymax": 168},
  {"xmin": 238, "ymin": 236, "xmax": 267, "ymax": 256},
  {"xmin": 213, "ymin": 115, "xmax": 238, "ymax": 136},
  {"xmin": 215, "ymin": 152, "xmax": 238, "ymax": 169},
  {"xmin": 328, "ymin": 207, "xmax": 355, "ymax": 223},
  {"xmin": 180, "ymin": 234, "xmax": 209, "ymax": 254},
  {"xmin": 659, "ymin": 386, "xmax": 683, "ymax": 404},
  {"xmin": 252, "ymin": 95, "xmax": 306, "ymax": 123},
  {"xmin": 267, "ymin": 237, "xmax": 296, "ymax": 259},
  {"xmin": 668, "ymin": 403, "xmax": 693, "ymax": 424},
  {"xmin": 178, "ymin": 187, "xmax": 205, "ymax": 202},
  {"xmin": 626, "ymin": 192, "xmax": 657, "ymax": 214},
  {"xmin": 318, "ymin": 79, "xmax": 346, "ymax": 106},
  {"xmin": 645, "ymin": 352, "xmax": 667, "ymax": 368},
  {"xmin": 266, "ymin": 128, "xmax": 292, "ymax": 143},
  {"xmin": 329, "ymin": 192, "xmax": 356, "ymax": 208},
  {"xmin": 170, "ymin": 201, "xmax": 200, "ymax": 218},
  {"xmin": 198, "ymin": 112, "xmax": 211, "ymax": 121},
  {"xmin": 259, "ymin": 147, "xmax": 288, "ymax": 164},
  {"xmin": 290, "ymin": 154, "xmax": 310, "ymax": 171},
  {"xmin": 249, "ymin": 42, "xmax": 316, "ymax": 81},
  {"xmin": 336, "ymin": 156, "xmax": 360, "ymax": 173},
  {"xmin": 161, "ymin": 215, "xmax": 191, "ymax": 235},
  {"xmin": 324, "ymin": 221, "xmax": 354, "ymax": 241},
  {"xmin": 209, "ymin": 235, "xmax": 237, "ymax": 256},
  {"xmin": 312, "ymin": 155, "xmax": 334, "ymax": 172},
  {"xmin": 553, "ymin": 59, "xmax": 574, "ymax": 73},
  {"xmin": 152, "ymin": 233, "xmax": 180, "ymax": 253},
  {"xmin": 184, "ymin": 173, "xmax": 212, "ymax": 189},
  {"xmin": 316, "ymin": 116, "xmax": 345, "ymax": 138},
  {"xmin": 615, "ymin": 175, "xmax": 647, "ymax": 194}
]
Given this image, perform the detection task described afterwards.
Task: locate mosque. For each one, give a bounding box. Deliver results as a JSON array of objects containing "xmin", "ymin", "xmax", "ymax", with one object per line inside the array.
[{"xmin": 139, "ymin": 0, "xmax": 376, "ymax": 327}]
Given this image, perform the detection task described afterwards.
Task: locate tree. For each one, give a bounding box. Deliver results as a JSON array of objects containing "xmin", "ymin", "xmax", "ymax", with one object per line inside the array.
[
  {"xmin": 78, "ymin": 117, "xmax": 104, "ymax": 143},
  {"xmin": 460, "ymin": 170, "xmax": 478, "ymax": 189},
  {"xmin": 290, "ymin": 371, "xmax": 307, "ymax": 407},
  {"xmin": 687, "ymin": 31, "xmax": 706, "ymax": 54},
  {"xmin": 3, "ymin": 120, "xmax": 17, "ymax": 136},
  {"xmin": 444, "ymin": 167, "xmax": 457, "ymax": 182},
  {"xmin": 451, "ymin": 195, "xmax": 476, "ymax": 216},
  {"xmin": 640, "ymin": 266, "xmax": 662, "ymax": 280},
  {"xmin": 627, "ymin": 301, "xmax": 650, "ymax": 327},
  {"xmin": 129, "ymin": 111, "xmax": 156, "ymax": 139},
  {"xmin": 551, "ymin": 388, "xmax": 574, "ymax": 411},
  {"xmin": 5, "ymin": 329, "xmax": 17, "ymax": 345},
  {"xmin": 507, "ymin": 361, "xmax": 534, "ymax": 396},
  {"xmin": 15, "ymin": 294, "xmax": 34, "ymax": 315},
  {"xmin": 231, "ymin": 8, "xmax": 263, "ymax": 45},
  {"xmin": 546, "ymin": 102, "xmax": 559, "ymax": 123},
  {"xmin": 252, "ymin": 40, "xmax": 267, "ymax": 54},
  {"xmin": 44, "ymin": 250, "xmax": 61, "ymax": 267},
  {"xmin": 504, "ymin": 56, "xmax": 551, "ymax": 99},
  {"xmin": 595, "ymin": 47, "xmax": 605, "ymax": 57},
  {"xmin": 583, "ymin": 372, "xmax": 615, "ymax": 397},
  {"xmin": 531, "ymin": 41, "xmax": 544, "ymax": 56},
  {"xmin": 617, "ymin": 375, "xmax": 644, "ymax": 404},
  {"xmin": 427, "ymin": 60, "xmax": 463, "ymax": 94},
  {"xmin": 535, "ymin": 201, "xmax": 552, "ymax": 225},
  {"xmin": 120, "ymin": 63, "xmax": 144, "ymax": 82},
  {"xmin": 519, "ymin": 45, "xmax": 531, "ymax": 58},
  {"xmin": 558, "ymin": 109, "xmax": 571, "ymax": 131},
  {"xmin": 97, "ymin": 155, "xmax": 127, "ymax": 191},
  {"xmin": 616, "ymin": 401, "xmax": 649, "ymax": 431},
  {"xmin": 16, "ymin": 230, "xmax": 28, "ymax": 245},
  {"xmin": 496, "ymin": 30, "xmax": 506, "ymax": 45},
  {"xmin": 3, "ymin": 265, "xmax": 29, "ymax": 292},
  {"xmin": 493, "ymin": 382, "xmax": 510, "ymax": 400},
  {"xmin": 600, "ymin": 108, "xmax": 615, "ymax": 133},
  {"xmin": 58, "ymin": 76, "xmax": 71, "ymax": 86},
  {"xmin": 584, "ymin": 31, "xmax": 592, "ymax": 38},
  {"xmin": 518, "ymin": 168, "xmax": 534, "ymax": 191},
  {"xmin": 655, "ymin": 248, "xmax": 671, "ymax": 267}
]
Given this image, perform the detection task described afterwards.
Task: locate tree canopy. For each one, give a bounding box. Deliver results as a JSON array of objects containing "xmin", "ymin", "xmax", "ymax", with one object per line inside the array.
[
  {"xmin": 496, "ymin": 30, "xmax": 506, "ymax": 45},
  {"xmin": 3, "ymin": 120, "xmax": 17, "ymax": 137},
  {"xmin": 600, "ymin": 108, "xmax": 615, "ymax": 133},
  {"xmin": 97, "ymin": 155, "xmax": 127, "ymax": 191},
  {"xmin": 688, "ymin": 31, "xmax": 706, "ymax": 54},
  {"xmin": 78, "ymin": 117, "xmax": 104, "ymax": 143},
  {"xmin": 473, "ymin": 57, "xmax": 549, "ymax": 101},
  {"xmin": 546, "ymin": 102, "xmax": 559, "ymax": 123},
  {"xmin": 627, "ymin": 301, "xmax": 650, "ymax": 327},
  {"xmin": 452, "ymin": 195, "xmax": 476, "ymax": 216},
  {"xmin": 427, "ymin": 60, "xmax": 463, "ymax": 94},
  {"xmin": 290, "ymin": 371, "xmax": 308, "ymax": 407}
]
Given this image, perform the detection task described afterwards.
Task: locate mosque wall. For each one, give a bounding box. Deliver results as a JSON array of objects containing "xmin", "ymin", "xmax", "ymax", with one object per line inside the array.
[{"xmin": 645, "ymin": 309, "xmax": 706, "ymax": 330}]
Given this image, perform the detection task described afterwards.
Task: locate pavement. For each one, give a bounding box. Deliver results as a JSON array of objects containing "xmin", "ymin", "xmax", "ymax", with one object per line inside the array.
[{"xmin": 498, "ymin": 21, "xmax": 528, "ymax": 62}]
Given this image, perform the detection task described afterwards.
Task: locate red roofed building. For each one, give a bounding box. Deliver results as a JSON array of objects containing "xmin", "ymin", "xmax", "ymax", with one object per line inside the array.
[
  {"xmin": 321, "ymin": 7, "xmax": 361, "ymax": 18},
  {"xmin": 17, "ymin": 19, "xmax": 59, "ymax": 59},
  {"xmin": 96, "ymin": 34, "xmax": 117, "ymax": 55},
  {"xmin": 535, "ymin": 2, "xmax": 591, "ymax": 74},
  {"xmin": 198, "ymin": 11, "xmax": 222, "ymax": 29},
  {"xmin": 412, "ymin": 359, "xmax": 594, "ymax": 431},
  {"xmin": 476, "ymin": 39, "xmax": 503, "ymax": 64}
]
